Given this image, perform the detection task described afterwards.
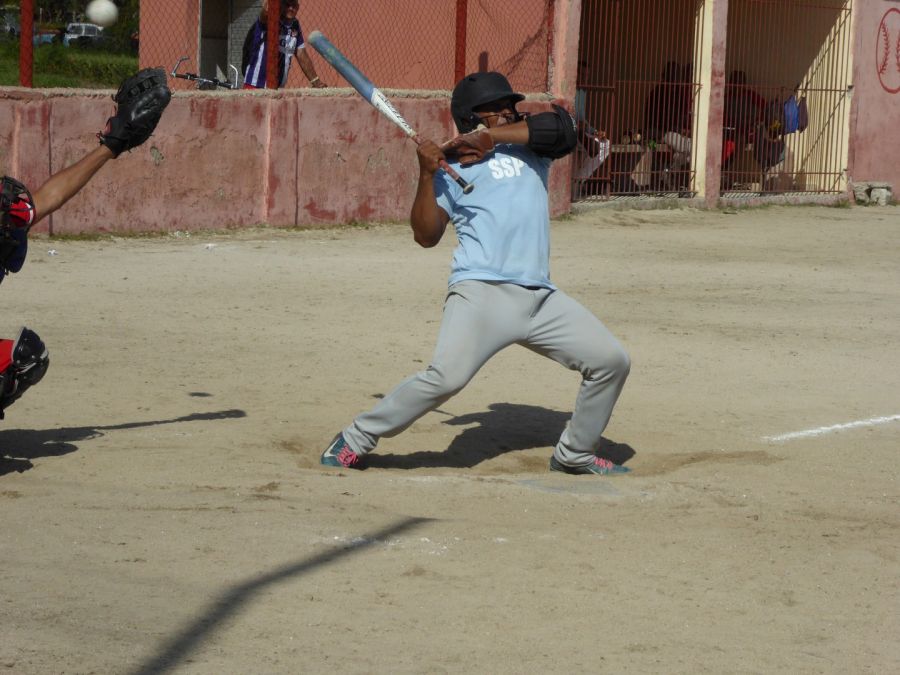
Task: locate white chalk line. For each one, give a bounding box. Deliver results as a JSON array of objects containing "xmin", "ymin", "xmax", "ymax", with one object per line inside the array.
[{"xmin": 763, "ymin": 414, "xmax": 900, "ymax": 443}]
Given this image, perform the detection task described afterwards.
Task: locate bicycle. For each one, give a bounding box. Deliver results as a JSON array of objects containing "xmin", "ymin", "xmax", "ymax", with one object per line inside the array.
[{"xmin": 170, "ymin": 56, "xmax": 240, "ymax": 90}]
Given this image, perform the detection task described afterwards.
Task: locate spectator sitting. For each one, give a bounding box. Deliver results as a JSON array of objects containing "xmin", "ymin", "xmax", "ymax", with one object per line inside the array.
[
  {"xmin": 573, "ymin": 59, "xmax": 610, "ymax": 192},
  {"xmin": 721, "ymin": 70, "xmax": 766, "ymax": 187},
  {"xmin": 634, "ymin": 62, "xmax": 692, "ymax": 190},
  {"xmin": 643, "ymin": 61, "xmax": 690, "ymax": 143},
  {"xmin": 724, "ymin": 70, "xmax": 765, "ymax": 143},
  {"xmin": 754, "ymin": 120, "xmax": 795, "ymax": 192}
]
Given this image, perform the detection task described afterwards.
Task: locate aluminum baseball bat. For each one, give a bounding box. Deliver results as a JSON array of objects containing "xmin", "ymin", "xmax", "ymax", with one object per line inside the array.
[{"xmin": 308, "ymin": 30, "xmax": 474, "ymax": 194}]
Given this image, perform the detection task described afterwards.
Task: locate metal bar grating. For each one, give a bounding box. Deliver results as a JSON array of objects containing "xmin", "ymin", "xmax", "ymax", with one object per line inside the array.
[
  {"xmin": 722, "ymin": 0, "xmax": 853, "ymax": 196},
  {"xmin": 575, "ymin": 0, "xmax": 705, "ymax": 201},
  {"xmin": 575, "ymin": 0, "xmax": 853, "ymax": 202}
]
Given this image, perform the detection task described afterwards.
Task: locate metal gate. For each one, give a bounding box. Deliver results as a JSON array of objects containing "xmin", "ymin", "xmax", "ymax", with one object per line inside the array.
[
  {"xmin": 722, "ymin": 0, "xmax": 853, "ymax": 196},
  {"xmin": 575, "ymin": 0, "xmax": 705, "ymax": 201}
]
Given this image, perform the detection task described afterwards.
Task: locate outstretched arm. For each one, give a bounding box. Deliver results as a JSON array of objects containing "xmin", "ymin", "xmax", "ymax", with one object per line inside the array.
[
  {"xmin": 443, "ymin": 106, "xmax": 577, "ymax": 163},
  {"xmin": 438, "ymin": 121, "xmax": 529, "ymax": 166},
  {"xmin": 482, "ymin": 119, "xmax": 530, "ymax": 145},
  {"xmin": 31, "ymin": 146, "xmax": 114, "ymax": 225}
]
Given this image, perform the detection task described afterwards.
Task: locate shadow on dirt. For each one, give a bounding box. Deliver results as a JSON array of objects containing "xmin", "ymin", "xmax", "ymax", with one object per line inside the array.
[
  {"xmin": 367, "ymin": 402, "xmax": 636, "ymax": 469},
  {"xmin": 0, "ymin": 409, "xmax": 247, "ymax": 477},
  {"xmin": 129, "ymin": 516, "xmax": 431, "ymax": 675}
]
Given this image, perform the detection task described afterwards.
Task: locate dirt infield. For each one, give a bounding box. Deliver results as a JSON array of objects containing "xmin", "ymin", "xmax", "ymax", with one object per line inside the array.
[{"xmin": 2, "ymin": 204, "xmax": 898, "ymax": 673}]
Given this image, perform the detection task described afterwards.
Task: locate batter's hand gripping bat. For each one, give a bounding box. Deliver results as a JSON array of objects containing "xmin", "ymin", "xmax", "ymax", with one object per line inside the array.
[{"xmin": 307, "ymin": 31, "xmax": 474, "ymax": 194}]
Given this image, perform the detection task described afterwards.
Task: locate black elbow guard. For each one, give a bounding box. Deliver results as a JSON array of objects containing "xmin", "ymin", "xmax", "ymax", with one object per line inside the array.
[{"xmin": 526, "ymin": 104, "xmax": 578, "ymax": 159}]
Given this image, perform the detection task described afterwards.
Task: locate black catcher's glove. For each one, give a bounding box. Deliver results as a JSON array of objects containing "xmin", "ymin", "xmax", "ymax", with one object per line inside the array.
[{"xmin": 99, "ymin": 68, "xmax": 172, "ymax": 158}]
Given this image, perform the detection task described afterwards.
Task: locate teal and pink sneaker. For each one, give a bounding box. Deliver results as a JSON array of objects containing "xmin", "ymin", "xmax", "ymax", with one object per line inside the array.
[
  {"xmin": 321, "ymin": 433, "xmax": 365, "ymax": 470},
  {"xmin": 549, "ymin": 455, "xmax": 630, "ymax": 476}
]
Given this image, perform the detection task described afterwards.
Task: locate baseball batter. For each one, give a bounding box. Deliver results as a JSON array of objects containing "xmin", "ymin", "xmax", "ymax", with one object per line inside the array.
[
  {"xmin": 0, "ymin": 69, "xmax": 170, "ymax": 421},
  {"xmin": 322, "ymin": 72, "xmax": 631, "ymax": 475}
]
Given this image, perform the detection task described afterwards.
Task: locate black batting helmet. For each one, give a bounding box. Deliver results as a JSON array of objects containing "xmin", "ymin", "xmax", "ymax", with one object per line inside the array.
[{"xmin": 450, "ymin": 71, "xmax": 525, "ymax": 133}]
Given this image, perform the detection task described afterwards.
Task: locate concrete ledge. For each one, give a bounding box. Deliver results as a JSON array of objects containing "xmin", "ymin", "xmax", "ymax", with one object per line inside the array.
[{"xmin": 0, "ymin": 88, "xmax": 573, "ymax": 234}]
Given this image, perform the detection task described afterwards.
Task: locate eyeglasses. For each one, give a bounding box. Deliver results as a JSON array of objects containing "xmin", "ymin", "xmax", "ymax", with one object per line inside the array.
[
  {"xmin": 473, "ymin": 98, "xmax": 516, "ymax": 123},
  {"xmin": 476, "ymin": 111, "xmax": 518, "ymax": 125}
]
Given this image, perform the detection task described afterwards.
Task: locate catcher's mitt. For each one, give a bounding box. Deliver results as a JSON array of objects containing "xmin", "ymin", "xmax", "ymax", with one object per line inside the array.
[{"xmin": 99, "ymin": 67, "xmax": 172, "ymax": 158}]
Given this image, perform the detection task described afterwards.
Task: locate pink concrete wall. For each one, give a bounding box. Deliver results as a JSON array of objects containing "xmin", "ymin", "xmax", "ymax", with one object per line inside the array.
[
  {"xmin": 847, "ymin": 1, "xmax": 900, "ymax": 190},
  {"xmin": 0, "ymin": 89, "xmax": 572, "ymax": 234}
]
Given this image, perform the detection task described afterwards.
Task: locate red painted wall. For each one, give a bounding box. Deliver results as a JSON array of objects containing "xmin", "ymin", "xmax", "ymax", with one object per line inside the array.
[
  {"xmin": 847, "ymin": 1, "xmax": 900, "ymax": 190},
  {"xmin": 0, "ymin": 90, "xmax": 571, "ymax": 234}
]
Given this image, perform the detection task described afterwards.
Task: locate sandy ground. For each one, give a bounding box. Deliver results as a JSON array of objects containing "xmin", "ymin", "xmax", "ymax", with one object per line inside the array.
[{"xmin": 1, "ymin": 204, "xmax": 899, "ymax": 674}]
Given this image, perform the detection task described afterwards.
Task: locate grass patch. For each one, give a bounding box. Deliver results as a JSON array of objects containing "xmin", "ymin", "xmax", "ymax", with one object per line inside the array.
[{"xmin": 0, "ymin": 41, "xmax": 137, "ymax": 88}]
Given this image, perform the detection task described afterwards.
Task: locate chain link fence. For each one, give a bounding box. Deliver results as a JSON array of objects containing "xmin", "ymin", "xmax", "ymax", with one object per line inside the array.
[
  {"xmin": 157, "ymin": 0, "xmax": 554, "ymax": 92},
  {"xmin": 7, "ymin": 0, "xmax": 139, "ymax": 88},
  {"xmin": 10, "ymin": 1, "xmax": 554, "ymax": 92}
]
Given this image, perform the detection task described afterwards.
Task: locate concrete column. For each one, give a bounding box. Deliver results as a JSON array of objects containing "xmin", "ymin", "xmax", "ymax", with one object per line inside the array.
[
  {"xmin": 549, "ymin": 0, "xmax": 582, "ymax": 102},
  {"xmin": 698, "ymin": 0, "xmax": 728, "ymax": 206},
  {"xmin": 549, "ymin": 0, "xmax": 582, "ymax": 216}
]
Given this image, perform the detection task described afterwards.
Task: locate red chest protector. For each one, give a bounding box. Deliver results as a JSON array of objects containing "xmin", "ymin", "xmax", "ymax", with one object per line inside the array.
[{"xmin": 0, "ymin": 338, "xmax": 12, "ymax": 372}]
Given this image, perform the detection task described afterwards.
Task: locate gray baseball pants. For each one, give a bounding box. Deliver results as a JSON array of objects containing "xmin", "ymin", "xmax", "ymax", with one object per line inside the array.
[{"xmin": 342, "ymin": 280, "xmax": 630, "ymax": 467}]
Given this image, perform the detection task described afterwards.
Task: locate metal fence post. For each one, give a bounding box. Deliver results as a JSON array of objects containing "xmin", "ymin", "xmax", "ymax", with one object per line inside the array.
[
  {"xmin": 455, "ymin": 0, "xmax": 468, "ymax": 83},
  {"xmin": 19, "ymin": 0, "xmax": 34, "ymax": 87},
  {"xmin": 266, "ymin": 0, "xmax": 279, "ymax": 88}
]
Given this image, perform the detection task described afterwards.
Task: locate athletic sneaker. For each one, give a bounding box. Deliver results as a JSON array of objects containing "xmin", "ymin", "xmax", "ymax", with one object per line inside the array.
[
  {"xmin": 320, "ymin": 433, "xmax": 365, "ymax": 470},
  {"xmin": 549, "ymin": 455, "xmax": 630, "ymax": 476}
]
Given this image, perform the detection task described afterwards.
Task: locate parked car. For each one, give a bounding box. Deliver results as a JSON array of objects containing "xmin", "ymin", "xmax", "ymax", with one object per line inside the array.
[
  {"xmin": 33, "ymin": 29, "xmax": 59, "ymax": 47},
  {"xmin": 63, "ymin": 22, "xmax": 104, "ymax": 47},
  {"xmin": 1, "ymin": 11, "xmax": 19, "ymax": 38}
]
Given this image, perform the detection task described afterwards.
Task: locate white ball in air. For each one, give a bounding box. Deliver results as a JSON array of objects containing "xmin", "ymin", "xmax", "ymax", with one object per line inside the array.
[{"xmin": 86, "ymin": 0, "xmax": 119, "ymax": 28}]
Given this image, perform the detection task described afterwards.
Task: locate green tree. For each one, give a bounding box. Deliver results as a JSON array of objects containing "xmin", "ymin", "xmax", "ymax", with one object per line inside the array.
[
  {"xmin": 32, "ymin": 0, "xmax": 139, "ymax": 53},
  {"xmin": 101, "ymin": 0, "xmax": 139, "ymax": 54}
]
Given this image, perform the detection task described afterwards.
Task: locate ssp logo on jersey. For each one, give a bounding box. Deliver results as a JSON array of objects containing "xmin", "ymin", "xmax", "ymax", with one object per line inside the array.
[{"xmin": 488, "ymin": 156, "xmax": 526, "ymax": 180}]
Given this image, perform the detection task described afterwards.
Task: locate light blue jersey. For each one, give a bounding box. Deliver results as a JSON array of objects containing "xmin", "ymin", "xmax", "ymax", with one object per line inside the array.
[{"xmin": 434, "ymin": 144, "xmax": 556, "ymax": 290}]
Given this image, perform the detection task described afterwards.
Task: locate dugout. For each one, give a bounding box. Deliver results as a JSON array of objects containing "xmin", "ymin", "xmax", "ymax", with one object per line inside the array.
[
  {"xmin": 575, "ymin": 0, "xmax": 706, "ymax": 200},
  {"xmin": 574, "ymin": 0, "xmax": 855, "ymax": 202},
  {"xmin": 721, "ymin": 0, "xmax": 853, "ymax": 198}
]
